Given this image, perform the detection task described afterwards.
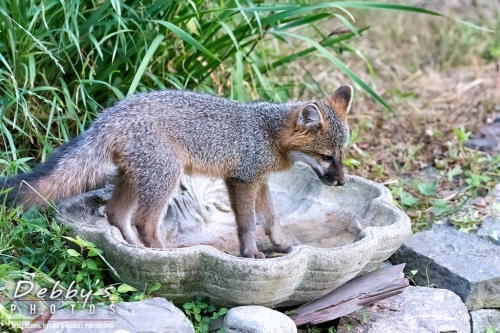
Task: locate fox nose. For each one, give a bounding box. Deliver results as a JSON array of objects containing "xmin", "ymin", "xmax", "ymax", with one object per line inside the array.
[{"xmin": 336, "ymin": 179, "xmax": 345, "ymax": 186}]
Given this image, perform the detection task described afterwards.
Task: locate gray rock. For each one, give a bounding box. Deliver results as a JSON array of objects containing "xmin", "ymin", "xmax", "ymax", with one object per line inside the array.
[
  {"xmin": 224, "ymin": 306, "xmax": 296, "ymax": 333},
  {"xmin": 465, "ymin": 123, "xmax": 500, "ymax": 152},
  {"xmin": 391, "ymin": 227, "xmax": 500, "ymax": 310},
  {"xmin": 471, "ymin": 309, "xmax": 500, "ymax": 333},
  {"xmin": 337, "ymin": 286, "xmax": 470, "ymax": 333},
  {"xmin": 477, "ymin": 217, "xmax": 500, "ymax": 246},
  {"xmin": 42, "ymin": 298, "xmax": 194, "ymax": 333}
]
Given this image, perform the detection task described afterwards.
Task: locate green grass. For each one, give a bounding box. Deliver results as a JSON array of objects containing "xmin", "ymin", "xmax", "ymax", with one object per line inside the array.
[{"xmin": 0, "ymin": 206, "xmax": 156, "ymax": 331}]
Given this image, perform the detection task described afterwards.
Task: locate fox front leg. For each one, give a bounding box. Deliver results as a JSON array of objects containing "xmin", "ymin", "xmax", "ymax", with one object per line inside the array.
[
  {"xmin": 225, "ymin": 178, "xmax": 265, "ymax": 259},
  {"xmin": 256, "ymin": 180, "xmax": 300, "ymax": 253}
]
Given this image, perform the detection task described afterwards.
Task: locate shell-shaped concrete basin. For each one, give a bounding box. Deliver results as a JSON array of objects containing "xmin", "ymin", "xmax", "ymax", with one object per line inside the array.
[{"xmin": 56, "ymin": 164, "xmax": 410, "ymax": 308}]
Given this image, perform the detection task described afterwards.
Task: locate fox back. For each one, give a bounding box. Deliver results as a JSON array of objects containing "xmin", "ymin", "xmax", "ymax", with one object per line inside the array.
[
  {"xmin": 1, "ymin": 86, "xmax": 353, "ymax": 256},
  {"xmin": 91, "ymin": 87, "xmax": 351, "ymax": 184}
]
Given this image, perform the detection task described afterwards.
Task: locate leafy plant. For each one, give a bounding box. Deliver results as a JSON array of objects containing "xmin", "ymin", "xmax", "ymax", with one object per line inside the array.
[
  {"xmin": 417, "ymin": 182, "xmax": 437, "ymax": 196},
  {"xmin": 182, "ymin": 296, "xmax": 227, "ymax": 333},
  {"xmin": 343, "ymin": 321, "xmax": 353, "ymax": 332},
  {"xmin": 0, "ymin": 206, "xmax": 161, "ymax": 330},
  {"xmin": 307, "ymin": 325, "xmax": 323, "ymax": 333},
  {"xmin": 452, "ymin": 126, "xmax": 471, "ymax": 146},
  {"xmin": 450, "ymin": 209, "xmax": 481, "ymax": 233},
  {"xmin": 361, "ymin": 308, "xmax": 370, "ymax": 323}
]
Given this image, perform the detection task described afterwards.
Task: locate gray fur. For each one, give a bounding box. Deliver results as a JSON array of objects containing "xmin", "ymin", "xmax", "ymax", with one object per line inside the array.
[{"xmin": 2, "ymin": 87, "xmax": 352, "ymax": 258}]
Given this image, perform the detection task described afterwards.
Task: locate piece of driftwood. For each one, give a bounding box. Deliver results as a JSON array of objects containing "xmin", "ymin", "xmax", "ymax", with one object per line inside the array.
[{"xmin": 289, "ymin": 263, "xmax": 409, "ymax": 326}]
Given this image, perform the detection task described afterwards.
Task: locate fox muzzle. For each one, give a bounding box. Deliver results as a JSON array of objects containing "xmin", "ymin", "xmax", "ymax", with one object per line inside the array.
[{"xmin": 318, "ymin": 161, "xmax": 345, "ymax": 187}]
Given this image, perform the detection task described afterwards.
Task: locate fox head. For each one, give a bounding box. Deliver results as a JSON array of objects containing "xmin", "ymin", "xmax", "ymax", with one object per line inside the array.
[{"xmin": 282, "ymin": 85, "xmax": 353, "ymax": 186}]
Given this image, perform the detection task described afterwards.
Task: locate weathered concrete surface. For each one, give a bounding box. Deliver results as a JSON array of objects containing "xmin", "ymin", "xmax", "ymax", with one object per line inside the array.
[
  {"xmin": 56, "ymin": 165, "xmax": 411, "ymax": 308},
  {"xmin": 224, "ymin": 306, "xmax": 296, "ymax": 333},
  {"xmin": 42, "ymin": 298, "xmax": 194, "ymax": 333},
  {"xmin": 391, "ymin": 227, "xmax": 500, "ymax": 310},
  {"xmin": 470, "ymin": 309, "xmax": 500, "ymax": 333},
  {"xmin": 337, "ymin": 286, "xmax": 470, "ymax": 333}
]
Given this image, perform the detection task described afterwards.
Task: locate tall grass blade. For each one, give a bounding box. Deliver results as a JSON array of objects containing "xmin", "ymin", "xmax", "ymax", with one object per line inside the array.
[
  {"xmin": 127, "ymin": 34, "xmax": 165, "ymax": 96},
  {"xmin": 270, "ymin": 30, "xmax": 392, "ymax": 112}
]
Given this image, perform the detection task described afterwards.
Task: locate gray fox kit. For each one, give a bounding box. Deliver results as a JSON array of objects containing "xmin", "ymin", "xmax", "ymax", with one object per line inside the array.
[{"xmin": 1, "ymin": 86, "xmax": 353, "ymax": 259}]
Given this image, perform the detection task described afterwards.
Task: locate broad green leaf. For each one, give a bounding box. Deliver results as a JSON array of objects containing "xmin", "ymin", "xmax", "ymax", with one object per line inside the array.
[
  {"xmin": 148, "ymin": 282, "xmax": 161, "ymax": 294},
  {"xmin": 86, "ymin": 260, "xmax": 98, "ymax": 270},
  {"xmin": 344, "ymin": 158, "xmax": 361, "ymax": 167},
  {"xmin": 447, "ymin": 165, "xmax": 463, "ymax": 181},
  {"xmin": 400, "ymin": 191, "xmax": 418, "ymax": 207},
  {"xmin": 430, "ymin": 199, "xmax": 449, "ymax": 216},
  {"xmin": 87, "ymin": 248, "xmax": 103, "ymax": 257},
  {"xmin": 183, "ymin": 302, "xmax": 195, "ymax": 310},
  {"xmin": 417, "ymin": 182, "xmax": 437, "ymax": 196},
  {"xmin": 117, "ymin": 284, "xmax": 137, "ymax": 293},
  {"xmin": 67, "ymin": 249, "xmax": 80, "ymax": 257}
]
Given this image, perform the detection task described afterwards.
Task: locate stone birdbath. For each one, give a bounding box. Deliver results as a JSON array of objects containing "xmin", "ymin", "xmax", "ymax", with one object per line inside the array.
[{"xmin": 56, "ymin": 164, "xmax": 410, "ymax": 308}]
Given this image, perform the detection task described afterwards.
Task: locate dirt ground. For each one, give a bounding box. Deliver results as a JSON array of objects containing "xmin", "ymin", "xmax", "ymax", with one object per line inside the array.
[{"xmin": 286, "ymin": 0, "xmax": 500, "ymax": 232}]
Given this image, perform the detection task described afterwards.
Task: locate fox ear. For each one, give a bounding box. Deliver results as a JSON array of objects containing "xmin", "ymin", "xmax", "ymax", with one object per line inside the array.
[
  {"xmin": 297, "ymin": 103, "xmax": 323, "ymax": 129},
  {"xmin": 327, "ymin": 85, "xmax": 353, "ymax": 121}
]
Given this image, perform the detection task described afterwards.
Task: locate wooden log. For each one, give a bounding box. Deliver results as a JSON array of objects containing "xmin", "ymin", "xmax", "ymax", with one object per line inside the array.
[{"xmin": 289, "ymin": 263, "xmax": 409, "ymax": 326}]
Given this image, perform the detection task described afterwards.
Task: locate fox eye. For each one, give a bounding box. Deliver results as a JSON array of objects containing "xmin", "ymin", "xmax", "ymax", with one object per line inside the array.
[{"xmin": 320, "ymin": 154, "xmax": 333, "ymax": 162}]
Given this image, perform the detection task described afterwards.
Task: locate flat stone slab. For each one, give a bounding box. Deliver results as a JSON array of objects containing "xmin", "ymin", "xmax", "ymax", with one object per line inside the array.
[
  {"xmin": 470, "ymin": 309, "xmax": 500, "ymax": 333},
  {"xmin": 465, "ymin": 122, "xmax": 500, "ymax": 152},
  {"xmin": 224, "ymin": 306, "xmax": 296, "ymax": 333},
  {"xmin": 42, "ymin": 298, "xmax": 194, "ymax": 333},
  {"xmin": 477, "ymin": 217, "xmax": 500, "ymax": 246},
  {"xmin": 337, "ymin": 286, "xmax": 470, "ymax": 333},
  {"xmin": 391, "ymin": 227, "xmax": 500, "ymax": 310}
]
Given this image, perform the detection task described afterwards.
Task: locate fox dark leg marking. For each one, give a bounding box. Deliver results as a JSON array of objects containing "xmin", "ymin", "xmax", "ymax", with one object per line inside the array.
[
  {"xmin": 106, "ymin": 172, "xmax": 142, "ymax": 246},
  {"xmin": 225, "ymin": 178, "xmax": 265, "ymax": 259},
  {"xmin": 255, "ymin": 179, "xmax": 300, "ymax": 253}
]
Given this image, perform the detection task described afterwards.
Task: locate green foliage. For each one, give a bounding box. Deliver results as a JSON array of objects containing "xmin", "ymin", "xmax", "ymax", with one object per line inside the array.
[
  {"xmin": 417, "ymin": 182, "xmax": 437, "ymax": 196},
  {"xmin": 343, "ymin": 158, "xmax": 361, "ymax": 167},
  {"xmin": 450, "ymin": 209, "xmax": 480, "ymax": 233},
  {"xmin": 344, "ymin": 125, "xmax": 361, "ymax": 168},
  {"xmin": 398, "ymin": 190, "xmax": 418, "ymax": 207},
  {"xmin": 307, "ymin": 325, "xmax": 323, "ymax": 333},
  {"xmin": 305, "ymin": 325, "xmax": 338, "ymax": 332},
  {"xmin": 343, "ymin": 321, "xmax": 353, "ymax": 332},
  {"xmin": 182, "ymin": 296, "xmax": 227, "ymax": 333},
  {"xmin": 1, "ymin": 0, "xmax": 361, "ymax": 165},
  {"xmin": 0, "ymin": 206, "xmax": 160, "ymax": 330},
  {"xmin": 361, "ymin": 308, "xmax": 370, "ymax": 323},
  {"xmin": 388, "ymin": 122, "xmax": 500, "ymax": 233},
  {"xmin": 452, "ymin": 126, "xmax": 471, "ymax": 146}
]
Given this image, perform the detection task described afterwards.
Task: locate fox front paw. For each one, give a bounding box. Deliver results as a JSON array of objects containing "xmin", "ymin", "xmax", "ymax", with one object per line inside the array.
[
  {"xmin": 242, "ymin": 249, "xmax": 266, "ymax": 259},
  {"xmin": 275, "ymin": 238, "xmax": 300, "ymax": 253}
]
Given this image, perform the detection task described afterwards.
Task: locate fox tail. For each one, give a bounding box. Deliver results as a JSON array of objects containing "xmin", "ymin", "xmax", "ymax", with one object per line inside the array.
[{"xmin": 1, "ymin": 130, "xmax": 113, "ymax": 206}]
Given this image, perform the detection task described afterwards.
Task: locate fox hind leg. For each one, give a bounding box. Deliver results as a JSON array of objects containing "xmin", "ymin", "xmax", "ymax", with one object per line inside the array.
[
  {"xmin": 106, "ymin": 172, "xmax": 142, "ymax": 246},
  {"xmin": 129, "ymin": 147, "xmax": 182, "ymax": 249}
]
